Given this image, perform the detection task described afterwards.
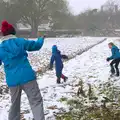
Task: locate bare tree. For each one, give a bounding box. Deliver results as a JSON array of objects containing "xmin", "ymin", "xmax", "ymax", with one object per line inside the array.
[
  {"xmin": 16, "ymin": 0, "xmax": 68, "ymax": 36},
  {"xmin": 0, "ymin": 0, "xmax": 69, "ymax": 37}
]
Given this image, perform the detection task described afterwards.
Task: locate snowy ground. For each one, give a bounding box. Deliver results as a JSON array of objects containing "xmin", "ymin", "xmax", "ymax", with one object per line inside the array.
[{"xmin": 0, "ymin": 37, "xmax": 119, "ymax": 120}]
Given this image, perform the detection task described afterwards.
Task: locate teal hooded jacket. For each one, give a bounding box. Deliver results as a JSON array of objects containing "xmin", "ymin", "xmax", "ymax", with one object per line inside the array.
[{"xmin": 109, "ymin": 45, "xmax": 120, "ymax": 60}]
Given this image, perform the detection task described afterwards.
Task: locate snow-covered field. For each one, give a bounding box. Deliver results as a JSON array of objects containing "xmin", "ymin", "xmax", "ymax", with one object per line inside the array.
[{"xmin": 0, "ymin": 37, "xmax": 119, "ymax": 120}]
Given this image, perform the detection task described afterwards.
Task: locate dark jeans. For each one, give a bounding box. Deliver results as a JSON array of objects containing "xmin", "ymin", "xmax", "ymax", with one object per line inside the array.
[{"xmin": 110, "ymin": 58, "xmax": 120, "ymax": 76}]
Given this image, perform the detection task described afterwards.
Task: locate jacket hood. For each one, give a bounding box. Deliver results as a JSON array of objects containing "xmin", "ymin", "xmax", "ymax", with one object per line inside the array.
[
  {"xmin": 52, "ymin": 45, "xmax": 61, "ymax": 55},
  {"xmin": 52, "ymin": 45, "xmax": 57, "ymax": 53},
  {"xmin": 1, "ymin": 35, "xmax": 16, "ymax": 42}
]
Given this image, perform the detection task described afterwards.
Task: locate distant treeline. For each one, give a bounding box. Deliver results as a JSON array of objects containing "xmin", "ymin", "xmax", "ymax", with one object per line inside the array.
[{"xmin": 16, "ymin": 29, "xmax": 82, "ymax": 38}]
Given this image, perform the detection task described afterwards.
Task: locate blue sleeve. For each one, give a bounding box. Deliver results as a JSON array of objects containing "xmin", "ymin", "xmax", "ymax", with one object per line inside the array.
[
  {"xmin": 0, "ymin": 60, "xmax": 2, "ymax": 65},
  {"xmin": 50, "ymin": 55, "xmax": 55, "ymax": 68},
  {"xmin": 23, "ymin": 37, "xmax": 44, "ymax": 51},
  {"xmin": 109, "ymin": 48, "xmax": 115, "ymax": 60}
]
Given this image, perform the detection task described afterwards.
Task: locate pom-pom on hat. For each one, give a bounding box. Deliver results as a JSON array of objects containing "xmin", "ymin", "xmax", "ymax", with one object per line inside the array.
[{"xmin": 1, "ymin": 20, "xmax": 16, "ymax": 36}]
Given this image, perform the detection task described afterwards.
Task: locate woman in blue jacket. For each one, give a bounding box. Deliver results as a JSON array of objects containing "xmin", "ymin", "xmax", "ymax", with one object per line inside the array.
[
  {"xmin": 0, "ymin": 21, "xmax": 45, "ymax": 120},
  {"xmin": 107, "ymin": 42, "xmax": 120, "ymax": 77},
  {"xmin": 50, "ymin": 45, "xmax": 68, "ymax": 84}
]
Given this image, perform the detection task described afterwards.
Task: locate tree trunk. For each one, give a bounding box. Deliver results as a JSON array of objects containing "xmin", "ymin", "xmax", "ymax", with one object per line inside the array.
[
  {"xmin": 31, "ymin": 21, "xmax": 38, "ymax": 38},
  {"xmin": 31, "ymin": 27, "xmax": 38, "ymax": 38}
]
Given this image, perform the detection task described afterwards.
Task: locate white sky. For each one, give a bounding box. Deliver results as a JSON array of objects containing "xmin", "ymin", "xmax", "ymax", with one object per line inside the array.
[{"xmin": 68, "ymin": 0, "xmax": 107, "ymax": 14}]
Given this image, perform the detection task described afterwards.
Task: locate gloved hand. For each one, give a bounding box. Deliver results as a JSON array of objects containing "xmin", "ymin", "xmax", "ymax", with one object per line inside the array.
[
  {"xmin": 106, "ymin": 58, "xmax": 110, "ymax": 62},
  {"xmin": 37, "ymin": 32, "xmax": 46, "ymax": 38},
  {"xmin": 43, "ymin": 35, "xmax": 46, "ymax": 38}
]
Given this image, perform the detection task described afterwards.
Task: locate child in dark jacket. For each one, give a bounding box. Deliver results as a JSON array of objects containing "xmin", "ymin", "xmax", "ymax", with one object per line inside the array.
[
  {"xmin": 50, "ymin": 45, "xmax": 68, "ymax": 84},
  {"xmin": 107, "ymin": 42, "xmax": 120, "ymax": 77}
]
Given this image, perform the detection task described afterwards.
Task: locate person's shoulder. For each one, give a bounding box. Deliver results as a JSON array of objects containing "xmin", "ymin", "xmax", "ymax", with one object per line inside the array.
[
  {"xmin": 14, "ymin": 37, "xmax": 25, "ymax": 44},
  {"xmin": 14, "ymin": 37, "xmax": 25, "ymax": 41},
  {"xmin": 112, "ymin": 46, "xmax": 118, "ymax": 50}
]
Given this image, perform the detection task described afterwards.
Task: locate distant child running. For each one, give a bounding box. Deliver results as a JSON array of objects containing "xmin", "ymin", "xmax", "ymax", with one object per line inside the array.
[
  {"xmin": 50, "ymin": 45, "xmax": 68, "ymax": 84},
  {"xmin": 107, "ymin": 42, "xmax": 120, "ymax": 77}
]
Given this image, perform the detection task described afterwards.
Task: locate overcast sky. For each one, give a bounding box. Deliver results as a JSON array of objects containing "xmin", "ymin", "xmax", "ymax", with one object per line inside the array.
[{"xmin": 68, "ymin": 0, "xmax": 107, "ymax": 14}]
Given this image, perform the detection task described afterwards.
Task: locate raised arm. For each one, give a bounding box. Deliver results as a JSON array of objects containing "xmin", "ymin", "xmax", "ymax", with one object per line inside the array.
[
  {"xmin": 23, "ymin": 37, "xmax": 44, "ymax": 51},
  {"xmin": 0, "ymin": 60, "xmax": 2, "ymax": 66}
]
